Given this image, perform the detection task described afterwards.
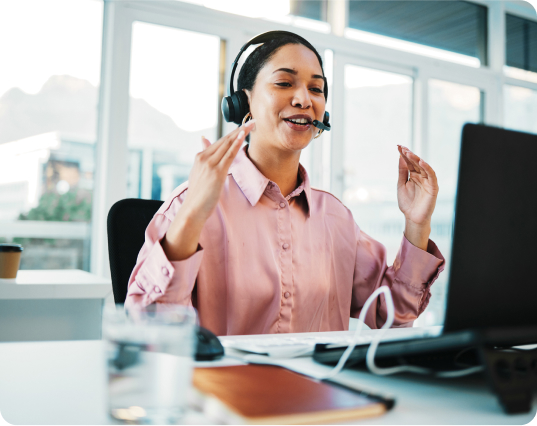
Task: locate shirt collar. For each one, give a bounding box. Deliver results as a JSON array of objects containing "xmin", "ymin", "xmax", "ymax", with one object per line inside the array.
[{"xmin": 229, "ymin": 146, "xmax": 312, "ymax": 216}]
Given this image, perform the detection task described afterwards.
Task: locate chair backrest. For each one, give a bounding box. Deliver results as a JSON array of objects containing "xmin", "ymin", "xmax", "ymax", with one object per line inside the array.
[{"xmin": 107, "ymin": 198, "xmax": 164, "ymax": 303}]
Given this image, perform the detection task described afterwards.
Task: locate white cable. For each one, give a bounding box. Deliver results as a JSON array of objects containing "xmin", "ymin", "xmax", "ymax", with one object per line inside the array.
[
  {"xmin": 322, "ymin": 286, "xmax": 394, "ymax": 379},
  {"xmin": 321, "ymin": 285, "xmax": 484, "ymax": 379}
]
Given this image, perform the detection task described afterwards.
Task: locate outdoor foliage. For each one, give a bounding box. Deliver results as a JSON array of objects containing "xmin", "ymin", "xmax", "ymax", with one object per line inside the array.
[{"xmin": 18, "ymin": 190, "xmax": 92, "ymax": 222}]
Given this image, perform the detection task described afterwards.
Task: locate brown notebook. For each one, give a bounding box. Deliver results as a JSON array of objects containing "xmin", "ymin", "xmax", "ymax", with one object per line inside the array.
[{"xmin": 193, "ymin": 364, "xmax": 390, "ymax": 424}]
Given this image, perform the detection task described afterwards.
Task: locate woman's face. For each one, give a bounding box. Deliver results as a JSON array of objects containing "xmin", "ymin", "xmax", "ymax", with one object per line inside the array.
[{"xmin": 244, "ymin": 43, "xmax": 326, "ymax": 153}]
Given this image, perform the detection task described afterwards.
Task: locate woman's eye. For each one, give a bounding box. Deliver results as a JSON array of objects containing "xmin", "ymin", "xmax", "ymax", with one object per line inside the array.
[
  {"xmin": 276, "ymin": 82, "xmax": 291, "ymax": 87},
  {"xmin": 310, "ymin": 87, "xmax": 323, "ymax": 93}
]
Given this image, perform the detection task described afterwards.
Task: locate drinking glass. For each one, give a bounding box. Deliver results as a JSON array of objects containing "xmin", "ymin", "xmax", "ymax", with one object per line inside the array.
[{"xmin": 103, "ymin": 304, "xmax": 197, "ymax": 424}]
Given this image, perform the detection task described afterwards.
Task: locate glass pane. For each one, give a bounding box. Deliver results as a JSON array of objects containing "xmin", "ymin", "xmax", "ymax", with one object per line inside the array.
[
  {"xmin": 506, "ymin": 14, "xmax": 537, "ymax": 73},
  {"xmin": 290, "ymin": 0, "xmax": 326, "ymax": 22},
  {"xmin": 342, "ymin": 65, "xmax": 413, "ymax": 264},
  {"xmin": 421, "ymin": 79, "xmax": 481, "ymax": 326},
  {"xmin": 128, "ymin": 22, "xmax": 221, "ymax": 201},
  {"xmin": 504, "ymin": 85, "xmax": 537, "ymax": 134},
  {"xmin": 300, "ymin": 49, "xmax": 333, "ymax": 190},
  {"xmin": 348, "ymin": 1, "xmax": 487, "ymax": 65},
  {"xmin": 0, "ymin": 0, "xmax": 102, "ymax": 271}
]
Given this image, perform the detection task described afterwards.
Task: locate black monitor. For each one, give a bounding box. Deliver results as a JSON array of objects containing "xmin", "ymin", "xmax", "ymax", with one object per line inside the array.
[{"xmin": 444, "ymin": 124, "xmax": 537, "ymax": 335}]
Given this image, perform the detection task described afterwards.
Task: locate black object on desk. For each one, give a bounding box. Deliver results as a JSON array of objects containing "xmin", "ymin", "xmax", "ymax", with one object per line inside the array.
[{"xmin": 195, "ymin": 326, "xmax": 224, "ymax": 361}]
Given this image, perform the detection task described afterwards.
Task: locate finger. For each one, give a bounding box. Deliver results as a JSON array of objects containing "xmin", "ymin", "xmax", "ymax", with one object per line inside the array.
[
  {"xmin": 203, "ymin": 120, "xmax": 254, "ymax": 156},
  {"xmin": 212, "ymin": 120, "xmax": 255, "ymax": 165},
  {"xmin": 398, "ymin": 147, "xmax": 417, "ymax": 172},
  {"xmin": 403, "ymin": 148, "xmax": 426, "ymax": 176},
  {"xmin": 419, "ymin": 158, "xmax": 439, "ymax": 190},
  {"xmin": 201, "ymin": 136, "xmax": 211, "ymax": 151},
  {"xmin": 219, "ymin": 129, "xmax": 247, "ymax": 170},
  {"xmin": 398, "ymin": 155, "xmax": 409, "ymax": 189}
]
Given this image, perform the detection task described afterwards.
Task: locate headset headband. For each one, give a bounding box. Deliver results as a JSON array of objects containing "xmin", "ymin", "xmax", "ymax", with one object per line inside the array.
[{"xmin": 228, "ymin": 30, "xmax": 328, "ymax": 101}]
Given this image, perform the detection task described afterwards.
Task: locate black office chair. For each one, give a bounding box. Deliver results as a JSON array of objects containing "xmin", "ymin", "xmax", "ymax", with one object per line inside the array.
[{"xmin": 107, "ymin": 198, "xmax": 164, "ymax": 303}]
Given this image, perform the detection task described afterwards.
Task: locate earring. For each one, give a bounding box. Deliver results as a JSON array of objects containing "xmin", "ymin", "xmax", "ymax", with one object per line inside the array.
[
  {"xmin": 242, "ymin": 112, "xmax": 252, "ymax": 126},
  {"xmin": 313, "ymin": 129, "xmax": 324, "ymax": 139}
]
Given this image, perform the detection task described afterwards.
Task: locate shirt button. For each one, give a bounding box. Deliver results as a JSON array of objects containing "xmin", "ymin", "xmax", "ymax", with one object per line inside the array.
[
  {"xmin": 284, "ymin": 292, "xmax": 291, "ymax": 299},
  {"xmin": 279, "ymin": 202, "xmax": 286, "ymax": 208},
  {"xmin": 282, "ymin": 243, "xmax": 289, "ymax": 249},
  {"xmin": 154, "ymin": 286, "xmax": 161, "ymax": 293},
  {"xmin": 162, "ymin": 267, "xmax": 169, "ymax": 276}
]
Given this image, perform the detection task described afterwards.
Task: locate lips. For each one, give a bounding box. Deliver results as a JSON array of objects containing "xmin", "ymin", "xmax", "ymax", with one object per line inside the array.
[
  {"xmin": 283, "ymin": 114, "xmax": 313, "ymax": 124},
  {"xmin": 283, "ymin": 114, "xmax": 313, "ymax": 132}
]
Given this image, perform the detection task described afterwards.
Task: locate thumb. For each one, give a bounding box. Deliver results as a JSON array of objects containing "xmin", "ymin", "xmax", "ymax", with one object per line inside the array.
[
  {"xmin": 398, "ymin": 155, "xmax": 409, "ymax": 189},
  {"xmin": 201, "ymin": 136, "xmax": 211, "ymax": 150}
]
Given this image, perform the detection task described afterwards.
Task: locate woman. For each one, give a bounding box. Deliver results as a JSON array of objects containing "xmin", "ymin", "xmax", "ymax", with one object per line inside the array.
[{"xmin": 125, "ymin": 32, "xmax": 444, "ymax": 335}]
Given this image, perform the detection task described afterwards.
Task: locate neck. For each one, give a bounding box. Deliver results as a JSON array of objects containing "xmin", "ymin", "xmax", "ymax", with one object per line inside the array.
[{"xmin": 247, "ymin": 142, "xmax": 301, "ymax": 198}]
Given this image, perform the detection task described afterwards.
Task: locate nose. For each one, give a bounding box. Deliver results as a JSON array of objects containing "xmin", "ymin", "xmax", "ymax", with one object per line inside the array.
[{"xmin": 291, "ymin": 84, "xmax": 312, "ymax": 109}]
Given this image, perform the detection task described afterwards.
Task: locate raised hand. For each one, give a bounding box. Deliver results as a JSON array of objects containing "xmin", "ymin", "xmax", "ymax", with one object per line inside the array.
[
  {"xmin": 163, "ymin": 120, "xmax": 256, "ymax": 260},
  {"xmin": 397, "ymin": 145, "xmax": 439, "ymax": 250}
]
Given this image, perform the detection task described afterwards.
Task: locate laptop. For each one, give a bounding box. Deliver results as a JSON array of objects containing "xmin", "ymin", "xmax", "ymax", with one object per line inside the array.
[{"xmin": 313, "ymin": 123, "xmax": 537, "ymax": 368}]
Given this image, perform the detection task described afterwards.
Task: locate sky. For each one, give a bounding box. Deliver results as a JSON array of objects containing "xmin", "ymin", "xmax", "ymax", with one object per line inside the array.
[{"xmin": 0, "ymin": 0, "xmax": 102, "ymax": 96}]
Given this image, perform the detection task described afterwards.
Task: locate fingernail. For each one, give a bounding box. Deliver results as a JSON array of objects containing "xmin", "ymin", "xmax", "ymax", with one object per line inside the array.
[
  {"xmin": 237, "ymin": 130, "xmax": 245, "ymax": 139},
  {"xmin": 247, "ymin": 119, "xmax": 256, "ymax": 125}
]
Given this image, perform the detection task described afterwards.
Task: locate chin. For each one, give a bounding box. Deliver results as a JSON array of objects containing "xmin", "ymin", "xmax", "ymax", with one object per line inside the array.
[{"xmin": 282, "ymin": 134, "xmax": 313, "ymax": 152}]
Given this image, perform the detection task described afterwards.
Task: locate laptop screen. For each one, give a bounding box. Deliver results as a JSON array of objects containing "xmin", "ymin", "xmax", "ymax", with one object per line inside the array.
[{"xmin": 443, "ymin": 124, "xmax": 537, "ymax": 333}]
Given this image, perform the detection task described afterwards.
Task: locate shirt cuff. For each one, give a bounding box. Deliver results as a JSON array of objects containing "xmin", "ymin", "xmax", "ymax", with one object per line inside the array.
[
  {"xmin": 393, "ymin": 235, "xmax": 445, "ymax": 287},
  {"xmin": 134, "ymin": 240, "xmax": 203, "ymax": 304}
]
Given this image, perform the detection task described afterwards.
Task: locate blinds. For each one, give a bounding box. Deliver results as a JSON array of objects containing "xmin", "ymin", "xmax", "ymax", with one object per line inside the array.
[
  {"xmin": 348, "ymin": 1, "xmax": 487, "ymax": 64},
  {"xmin": 289, "ymin": 0, "xmax": 327, "ymax": 22},
  {"xmin": 506, "ymin": 14, "xmax": 537, "ymax": 73}
]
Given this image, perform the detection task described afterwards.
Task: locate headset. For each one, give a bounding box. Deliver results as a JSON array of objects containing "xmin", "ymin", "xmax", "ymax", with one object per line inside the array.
[{"xmin": 221, "ymin": 30, "xmax": 331, "ymax": 133}]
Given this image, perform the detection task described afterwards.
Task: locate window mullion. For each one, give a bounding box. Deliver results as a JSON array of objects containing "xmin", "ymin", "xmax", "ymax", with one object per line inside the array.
[{"xmin": 91, "ymin": 1, "xmax": 133, "ymax": 277}]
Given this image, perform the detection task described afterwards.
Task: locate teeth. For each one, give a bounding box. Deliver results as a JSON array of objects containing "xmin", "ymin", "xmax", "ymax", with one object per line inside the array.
[{"xmin": 289, "ymin": 118, "xmax": 308, "ymax": 124}]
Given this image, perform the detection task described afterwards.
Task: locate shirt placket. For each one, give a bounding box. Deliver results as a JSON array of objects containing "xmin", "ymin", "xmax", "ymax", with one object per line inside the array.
[{"xmin": 276, "ymin": 194, "xmax": 293, "ymax": 333}]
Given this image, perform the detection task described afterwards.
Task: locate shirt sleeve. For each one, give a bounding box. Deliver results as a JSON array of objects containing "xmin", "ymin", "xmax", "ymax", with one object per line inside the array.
[
  {"xmin": 350, "ymin": 223, "xmax": 445, "ymax": 329},
  {"xmin": 124, "ymin": 192, "xmax": 204, "ymax": 309}
]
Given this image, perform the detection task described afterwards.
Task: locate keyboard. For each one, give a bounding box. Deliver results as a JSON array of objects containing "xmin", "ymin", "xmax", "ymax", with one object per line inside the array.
[
  {"xmin": 222, "ymin": 335, "xmax": 365, "ymax": 358},
  {"xmin": 221, "ymin": 327, "xmax": 442, "ymax": 358}
]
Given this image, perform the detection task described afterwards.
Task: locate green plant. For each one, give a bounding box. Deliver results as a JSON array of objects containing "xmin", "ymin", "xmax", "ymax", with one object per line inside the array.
[{"xmin": 19, "ymin": 190, "xmax": 92, "ymax": 222}]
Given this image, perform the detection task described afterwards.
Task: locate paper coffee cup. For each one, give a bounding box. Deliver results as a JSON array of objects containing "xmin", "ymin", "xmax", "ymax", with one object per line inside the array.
[{"xmin": 0, "ymin": 244, "xmax": 23, "ymax": 279}]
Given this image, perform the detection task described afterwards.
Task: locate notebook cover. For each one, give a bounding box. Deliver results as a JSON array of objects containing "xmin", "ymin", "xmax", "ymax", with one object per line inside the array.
[{"xmin": 193, "ymin": 364, "xmax": 387, "ymax": 424}]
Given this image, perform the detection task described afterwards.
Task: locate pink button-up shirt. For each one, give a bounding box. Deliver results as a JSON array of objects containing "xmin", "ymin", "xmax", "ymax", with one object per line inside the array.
[{"xmin": 126, "ymin": 146, "xmax": 445, "ymax": 335}]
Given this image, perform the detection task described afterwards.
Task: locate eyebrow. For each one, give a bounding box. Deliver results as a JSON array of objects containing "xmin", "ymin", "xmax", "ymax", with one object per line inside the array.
[{"xmin": 272, "ymin": 67, "xmax": 324, "ymax": 80}]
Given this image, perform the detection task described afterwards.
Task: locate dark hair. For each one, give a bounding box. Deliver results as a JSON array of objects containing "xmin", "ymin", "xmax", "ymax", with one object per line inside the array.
[{"xmin": 237, "ymin": 35, "xmax": 326, "ymax": 142}]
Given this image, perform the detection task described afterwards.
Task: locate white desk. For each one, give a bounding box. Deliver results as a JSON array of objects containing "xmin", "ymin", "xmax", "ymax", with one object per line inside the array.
[
  {"xmin": 0, "ymin": 335, "xmax": 535, "ymax": 425},
  {"xmin": 0, "ymin": 270, "xmax": 111, "ymax": 342}
]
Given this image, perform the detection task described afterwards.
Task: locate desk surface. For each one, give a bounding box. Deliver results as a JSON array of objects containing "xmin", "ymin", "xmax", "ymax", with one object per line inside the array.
[
  {"xmin": 0, "ymin": 336, "xmax": 535, "ymax": 425},
  {"xmin": 0, "ymin": 269, "xmax": 111, "ymax": 299}
]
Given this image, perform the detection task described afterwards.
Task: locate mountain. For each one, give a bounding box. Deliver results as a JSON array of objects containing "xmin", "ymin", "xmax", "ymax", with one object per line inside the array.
[{"xmin": 0, "ymin": 75, "xmax": 213, "ymax": 161}]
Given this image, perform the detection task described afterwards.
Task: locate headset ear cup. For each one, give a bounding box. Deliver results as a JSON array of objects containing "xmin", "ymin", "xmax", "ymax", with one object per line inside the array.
[
  {"xmin": 221, "ymin": 96, "xmax": 234, "ymax": 123},
  {"xmin": 323, "ymin": 111, "xmax": 330, "ymax": 127}
]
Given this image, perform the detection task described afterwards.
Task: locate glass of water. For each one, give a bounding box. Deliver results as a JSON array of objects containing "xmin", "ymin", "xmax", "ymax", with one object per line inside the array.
[{"xmin": 103, "ymin": 304, "xmax": 197, "ymax": 424}]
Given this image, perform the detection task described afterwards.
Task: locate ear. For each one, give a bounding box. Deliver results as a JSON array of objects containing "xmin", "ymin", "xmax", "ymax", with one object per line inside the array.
[{"xmin": 243, "ymin": 89, "xmax": 252, "ymax": 105}]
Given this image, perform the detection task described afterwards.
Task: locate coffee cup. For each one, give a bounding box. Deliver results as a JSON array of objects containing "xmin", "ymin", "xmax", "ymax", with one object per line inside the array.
[{"xmin": 0, "ymin": 244, "xmax": 23, "ymax": 279}]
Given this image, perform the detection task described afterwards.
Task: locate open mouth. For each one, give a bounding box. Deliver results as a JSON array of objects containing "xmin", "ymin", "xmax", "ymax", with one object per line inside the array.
[
  {"xmin": 283, "ymin": 117, "xmax": 311, "ymax": 126},
  {"xmin": 283, "ymin": 117, "xmax": 312, "ymax": 131}
]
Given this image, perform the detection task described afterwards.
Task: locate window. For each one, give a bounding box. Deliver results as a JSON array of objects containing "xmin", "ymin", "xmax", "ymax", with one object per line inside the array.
[
  {"xmin": 290, "ymin": 0, "xmax": 327, "ymax": 22},
  {"xmin": 416, "ymin": 79, "xmax": 482, "ymax": 326},
  {"xmin": 506, "ymin": 14, "xmax": 537, "ymax": 73},
  {"xmin": 128, "ymin": 22, "xmax": 222, "ymax": 201},
  {"xmin": 348, "ymin": 1, "xmax": 487, "ymax": 65},
  {"xmin": 504, "ymin": 85, "xmax": 537, "ymax": 134},
  {"xmin": 342, "ymin": 64, "xmax": 413, "ymax": 264},
  {"xmin": 0, "ymin": 0, "xmax": 103, "ymax": 271}
]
